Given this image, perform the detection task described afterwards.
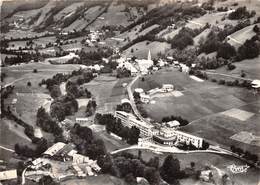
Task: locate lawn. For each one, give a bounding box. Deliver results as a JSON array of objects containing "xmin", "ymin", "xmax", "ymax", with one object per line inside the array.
[
  {"xmin": 82, "ymin": 74, "xmax": 131, "ymax": 114},
  {"xmin": 0, "ymin": 118, "xmax": 32, "ymax": 161},
  {"xmin": 210, "ymin": 55, "xmax": 260, "ymax": 80},
  {"xmin": 133, "ymin": 69, "xmax": 260, "ymax": 156},
  {"xmin": 2, "ymin": 62, "xmax": 83, "ymax": 127},
  {"xmin": 123, "ymin": 40, "xmax": 171, "ymax": 59},
  {"xmin": 61, "ymin": 175, "xmax": 127, "ymax": 185}
]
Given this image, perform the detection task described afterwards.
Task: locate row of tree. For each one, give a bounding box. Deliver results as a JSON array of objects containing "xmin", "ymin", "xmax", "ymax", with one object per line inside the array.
[{"xmin": 230, "ymin": 145, "xmax": 258, "ymax": 164}]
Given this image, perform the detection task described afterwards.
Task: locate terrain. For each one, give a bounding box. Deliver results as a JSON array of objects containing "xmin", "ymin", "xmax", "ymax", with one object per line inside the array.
[{"xmin": 1, "ymin": 0, "xmax": 260, "ymax": 184}]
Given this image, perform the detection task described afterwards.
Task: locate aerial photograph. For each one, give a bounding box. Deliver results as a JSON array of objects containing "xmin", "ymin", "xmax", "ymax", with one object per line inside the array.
[{"xmin": 0, "ymin": 0, "xmax": 259, "ymax": 184}]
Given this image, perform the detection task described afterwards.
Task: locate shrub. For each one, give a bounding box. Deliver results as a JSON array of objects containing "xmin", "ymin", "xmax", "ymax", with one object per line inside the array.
[
  {"xmin": 253, "ymin": 25, "xmax": 259, "ymax": 33},
  {"xmin": 211, "ymin": 78, "xmax": 217, "ymax": 82},
  {"xmin": 218, "ymin": 79, "xmax": 225, "ymax": 85},
  {"xmin": 227, "ymin": 63, "xmax": 236, "ymax": 70}
]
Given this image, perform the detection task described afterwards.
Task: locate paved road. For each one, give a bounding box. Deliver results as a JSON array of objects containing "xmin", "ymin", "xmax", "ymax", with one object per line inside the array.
[
  {"xmin": 126, "ymin": 74, "xmax": 148, "ymax": 122},
  {"xmin": 0, "ymin": 145, "xmax": 15, "ymax": 153},
  {"xmin": 110, "ymin": 144, "xmax": 230, "ymax": 156}
]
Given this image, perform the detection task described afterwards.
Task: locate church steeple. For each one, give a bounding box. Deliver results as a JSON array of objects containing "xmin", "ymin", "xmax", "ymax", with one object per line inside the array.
[{"xmin": 147, "ymin": 50, "xmax": 151, "ymax": 61}]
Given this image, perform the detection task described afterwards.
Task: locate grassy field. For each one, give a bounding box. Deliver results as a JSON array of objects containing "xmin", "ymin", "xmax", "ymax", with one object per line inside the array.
[
  {"xmin": 0, "ymin": 118, "xmax": 32, "ymax": 161},
  {"xmin": 82, "ymin": 74, "xmax": 131, "ymax": 114},
  {"xmin": 133, "ymin": 68, "xmax": 260, "ymax": 156},
  {"xmin": 61, "ymin": 175, "xmax": 127, "ymax": 185},
  {"xmin": 211, "ymin": 55, "xmax": 260, "ymax": 79},
  {"xmin": 2, "ymin": 62, "xmax": 83, "ymax": 127},
  {"xmin": 123, "ymin": 40, "xmax": 171, "ymax": 59},
  {"xmin": 227, "ymin": 23, "xmax": 259, "ymax": 49}
]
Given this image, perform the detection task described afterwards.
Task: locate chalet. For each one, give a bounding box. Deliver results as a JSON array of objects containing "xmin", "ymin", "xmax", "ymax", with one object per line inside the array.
[
  {"xmin": 166, "ymin": 120, "xmax": 180, "ymax": 128},
  {"xmin": 251, "ymin": 79, "xmax": 260, "ymax": 92},
  {"xmin": 140, "ymin": 93, "xmax": 150, "ymax": 104},
  {"xmin": 162, "ymin": 84, "xmax": 174, "ymax": 92},
  {"xmin": 76, "ymin": 117, "xmax": 89, "ymax": 124}
]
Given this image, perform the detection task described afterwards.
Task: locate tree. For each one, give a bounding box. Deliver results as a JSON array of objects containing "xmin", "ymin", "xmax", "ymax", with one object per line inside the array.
[
  {"xmin": 160, "ymin": 155, "xmax": 182, "ymax": 183},
  {"xmin": 125, "ymin": 173, "xmax": 137, "ymax": 185},
  {"xmin": 144, "ymin": 167, "xmax": 160, "ymax": 185},
  {"xmin": 148, "ymin": 156, "xmax": 160, "ymax": 169},
  {"xmin": 237, "ymin": 38, "xmax": 259, "ymax": 61},
  {"xmin": 253, "ymin": 25, "xmax": 259, "ymax": 33},
  {"xmin": 217, "ymin": 42, "xmax": 236, "ymax": 59},
  {"xmin": 33, "ymin": 69, "xmax": 38, "ymax": 73},
  {"xmin": 27, "ymin": 81, "xmax": 31, "ymax": 86},
  {"xmin": 50, "ymin": 85, "xmax": 61, "ymax": 98}
]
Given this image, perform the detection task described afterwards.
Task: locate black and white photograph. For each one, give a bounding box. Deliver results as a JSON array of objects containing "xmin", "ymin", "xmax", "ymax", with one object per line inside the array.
[{"xmin": 0, "ymin": 0, "xmax": 260, "ymax": 184}]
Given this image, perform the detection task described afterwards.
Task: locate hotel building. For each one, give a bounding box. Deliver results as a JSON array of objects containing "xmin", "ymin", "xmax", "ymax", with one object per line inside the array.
[{"xmin": 115, "ymin": 111, "xmax": 154, "ymax": 137}]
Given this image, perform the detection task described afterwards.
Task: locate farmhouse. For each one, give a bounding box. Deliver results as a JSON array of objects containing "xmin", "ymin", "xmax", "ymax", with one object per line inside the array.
[
  {"xmin": 135, "ymin": 88, "xmax": 144, "ymax": 94},
  {"xmin": 166, "ymin": 120, "xmax": 180, "ymax": 128},
  {"xmin": 251, "ymin": 79, "xmax": 260, "ymax": 91},
  {"xmin": 115, "ymin": 111, "xmax": 154, "ymax": 137},
  {"xmin": 140, "ymin": 93, "xmax": 150, "ymax": 104},
  {"xmin": 162, "ymin": 84, "xmax": 174, "ymax": 92},
  {"xmin": 43, "ymin": 142, "xmax": 66, "ymax": 157},
  {"xmin": 76, "ymin": 117, "xmax": 89, "ymax": 124}
]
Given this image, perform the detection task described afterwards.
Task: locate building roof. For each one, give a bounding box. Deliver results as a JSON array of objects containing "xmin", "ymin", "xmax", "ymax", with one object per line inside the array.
[
  {"xmin": 162, "ymin": 84, "xmax": 174, "ymax": 88},
  {"xmin": 166, "ymin": 120, "xmax": 180, "ymax": 127},
  {"xmin": 251, "ymin": 79, "xmax": 260, "ymax": 88},
  {"xmin": 43, "ymin": 142, "xmax": 66, "ymax": 156},
  {"xmin": 121, "ymin": 98, "xmax": 131, "ymax": 104},
  {"xmin": 135, "ymin": 88, "xmax": 144, "ymax": 93},
  {"xmin": 140, "ymin": 93, "xmax": 150, "ymax": 99},
  {"xmin": 0, "ymin": 170, "xmax": 17, "ymax": 181}
]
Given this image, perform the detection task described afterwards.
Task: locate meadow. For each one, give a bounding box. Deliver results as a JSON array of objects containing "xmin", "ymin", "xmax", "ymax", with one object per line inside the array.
[{"xmin": 133, "ymin": 68, "xmax": 260, "ymax": 156}]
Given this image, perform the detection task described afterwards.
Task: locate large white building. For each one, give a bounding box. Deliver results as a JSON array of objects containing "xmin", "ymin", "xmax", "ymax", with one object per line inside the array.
[{"xmin": 115, "ymin": 111, "xmax": 154, "ymax": 137}]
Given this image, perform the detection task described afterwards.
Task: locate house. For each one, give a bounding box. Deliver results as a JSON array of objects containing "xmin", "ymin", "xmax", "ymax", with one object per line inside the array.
[
  {"xmin": 251, "ymin": 79, "xmax": 260, "ymax": 91},
  {"xmin": 72, "ymin": 154, "xmax": 90, "ymax": 164},
  {"xmin": 76, "ymin": 117, "xmax": 89, "ymax": 124},
  {"xmin": 135, "ymin": 88, "xmax": 144, "ymax": 94},
  {"xmin": 0, "ymin": 170, "xmax": 17, "ymax": 181},
  {"xmin": 152, "ymin": 66, "xmax": 159, "ymax": 71},
  {"xmin": 121, "ymin": 98, "xmax": 131, "ymax": 105},
  {"xmin": 166, "ymin": 120, "xmax": 180, "ymax": 128},
  {"xmin": 162, "ymin": 84, "xmax": 174, "ymax": 92},
  {"xmin": 43, "ymin": 142, "xmax": 66, "ymax": 157},
  {"xmin": 140, "ymin": 93, "xmax": 150, "ymax": 104},
  {"xmin": 34, "ymin": 128, "xmax": 43, "ymax": 138},
  {"xmin": 173, "ymin": 61, "xmax": 180, "ymax": 68}
]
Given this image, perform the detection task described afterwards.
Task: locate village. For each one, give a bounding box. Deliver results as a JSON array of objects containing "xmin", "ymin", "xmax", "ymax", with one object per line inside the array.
[{"xmin": 1, "ymin": 0, "xmax": 260, "ymax": 185}]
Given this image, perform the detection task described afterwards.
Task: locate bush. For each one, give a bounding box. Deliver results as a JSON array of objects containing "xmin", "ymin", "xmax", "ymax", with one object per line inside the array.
[
  {"xmin": 27, "ymin": 81, "xmax": 31, "ymax": 86},
  {"xmin": 33, "ymin": 69, "xmax": 38, "ymax": 73},
  {"xmin": 218, "ymin": 79, "xmax": 225, "ymax": 85},
  {"xmin": 253, "ymin": 25, "xmax": 259, "ymax": 33},
  {"xmin": 211, "ymin": 78, "xmax": 217, "ymax": 82},
  {"xmin": 227, "ymin": 63, "xmax": 236, "ymax": 70}
]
